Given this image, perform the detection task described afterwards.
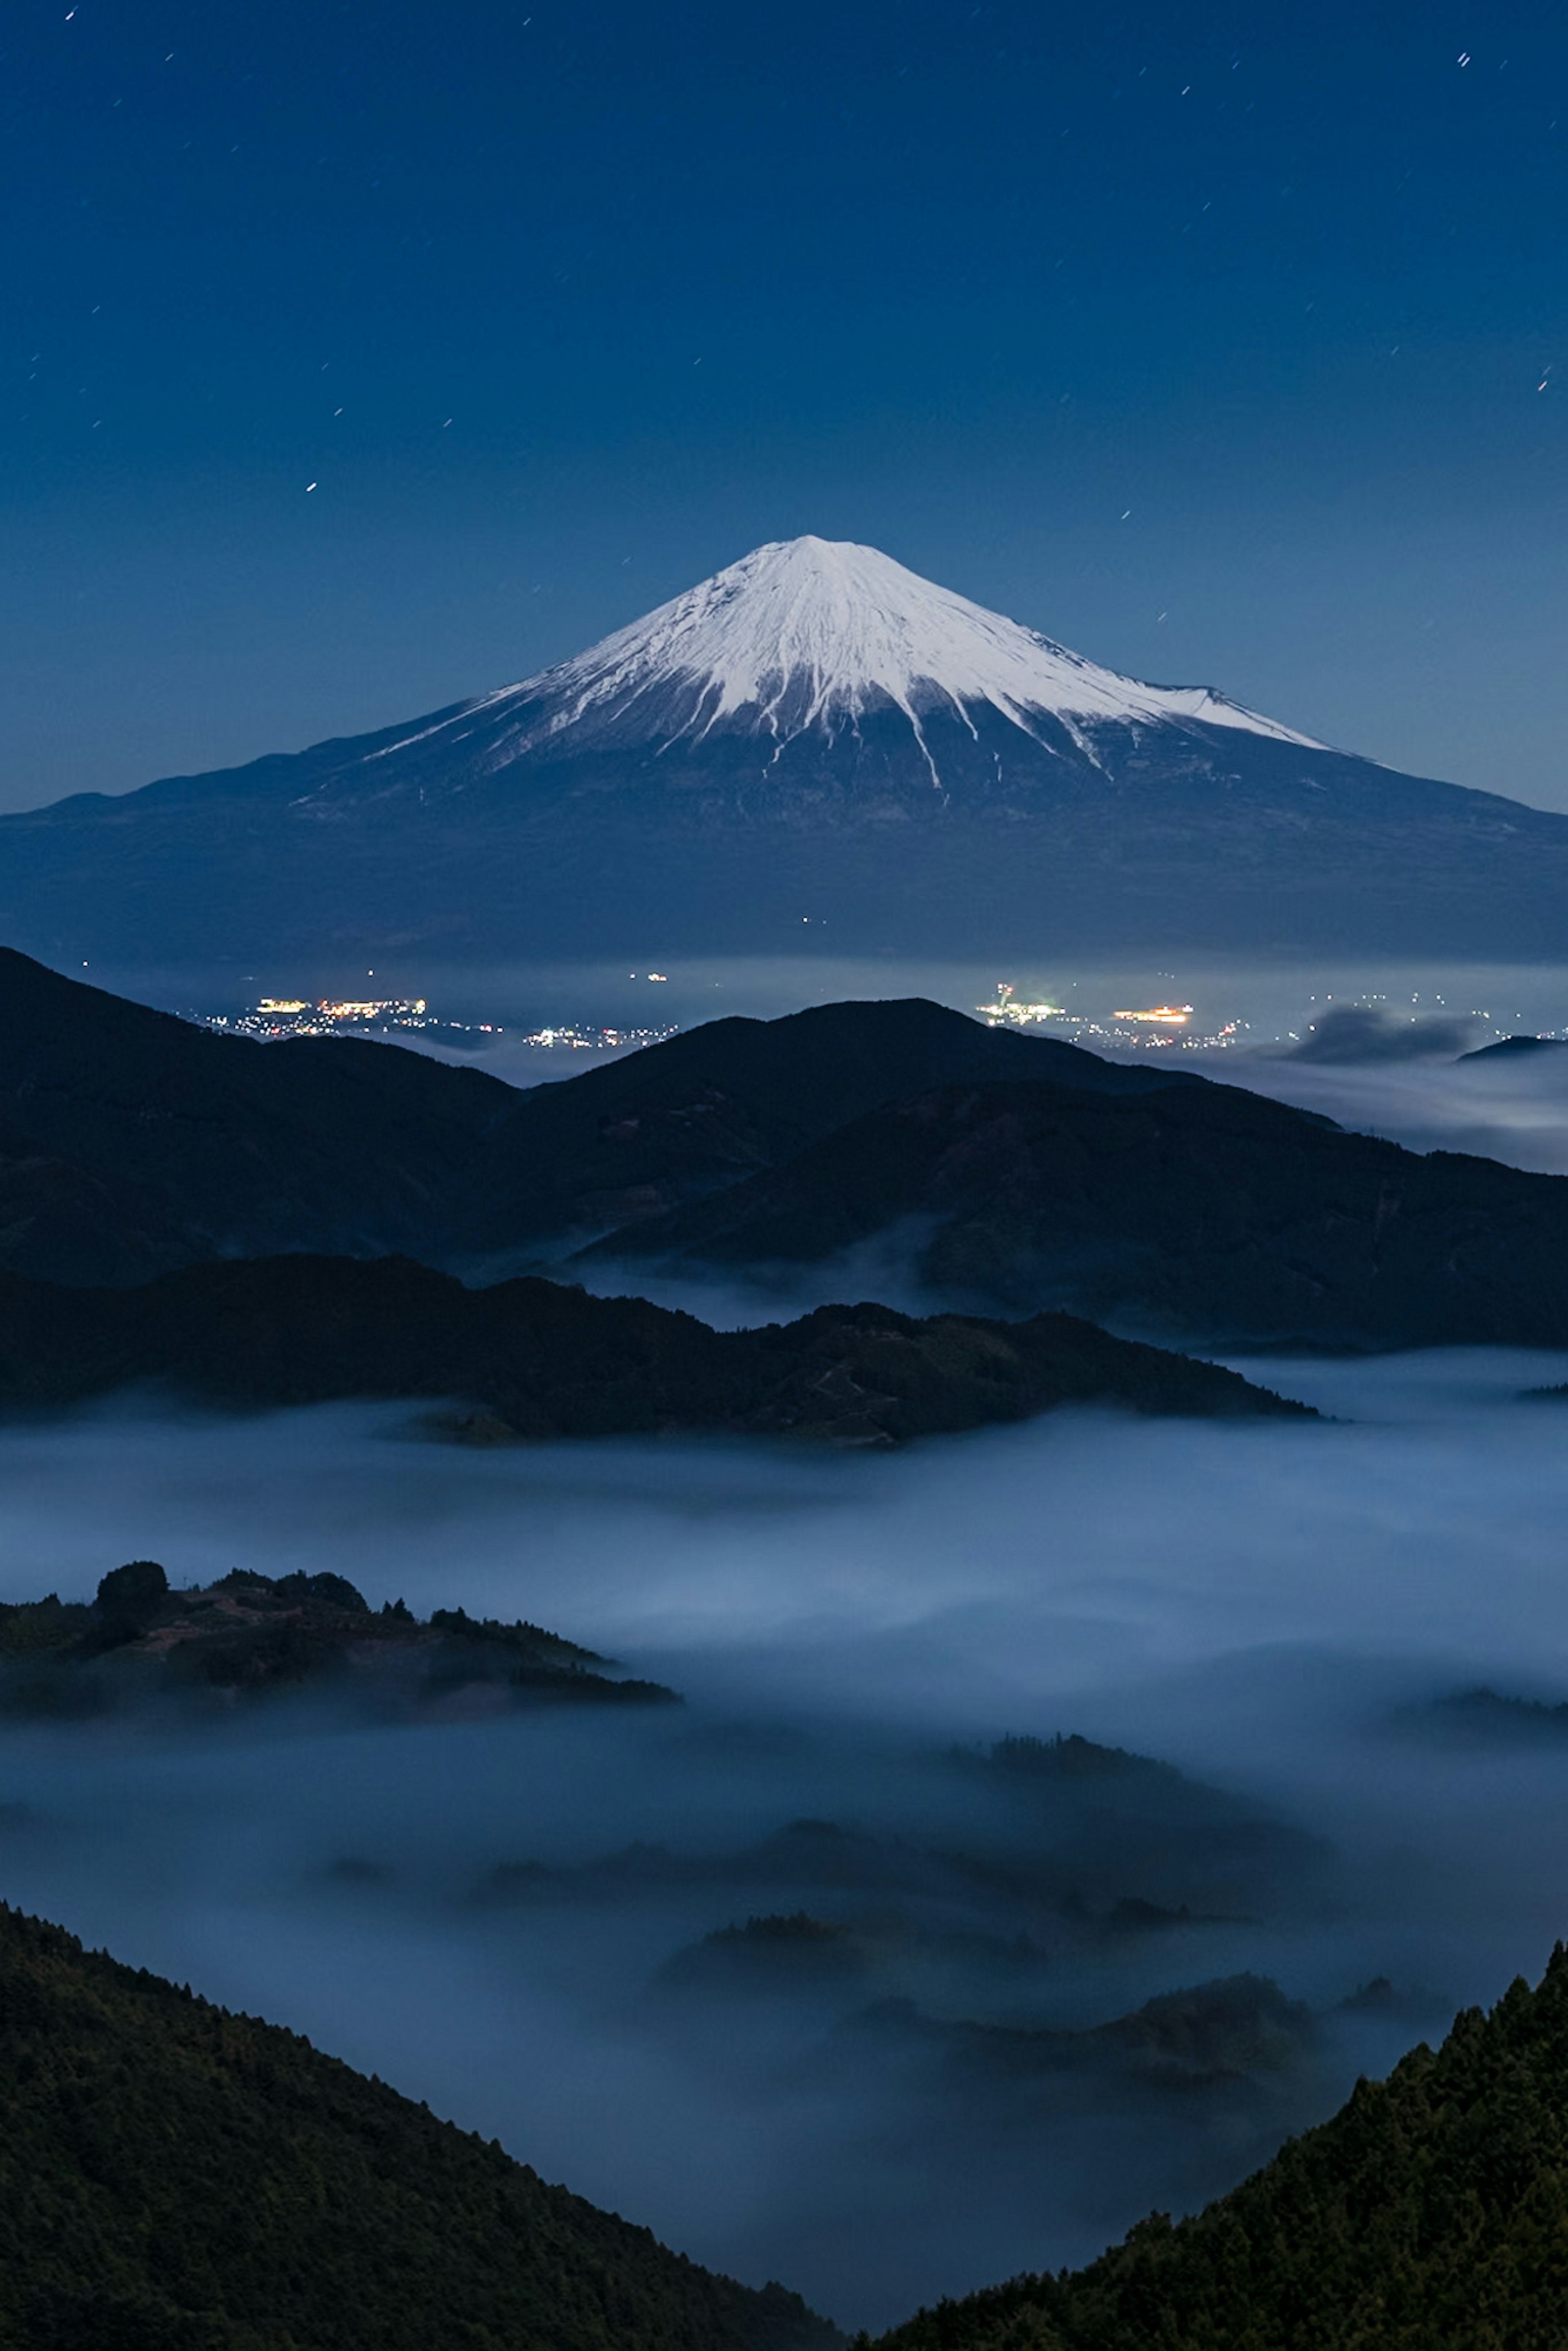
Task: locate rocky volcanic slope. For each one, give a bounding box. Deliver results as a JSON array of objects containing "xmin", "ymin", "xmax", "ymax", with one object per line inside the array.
[
  {"xmin": 0, "ymin": 1256, "xmax": 1308, "ymax": 1442},
  {"xmin": 0, "ymin": 1904, "xmax": 837, "ymax": 2351},
  {"xmin": 4, "ymin": 537, "xmax": 1567, "ymax": 963},
  {"xmin": 583, "ymin": 1073, "xmax": 1568, "ymax": 1350},
  {"xmin": 870, "ymin": 1945, "xmax": 1568, "ymax": 2351}
]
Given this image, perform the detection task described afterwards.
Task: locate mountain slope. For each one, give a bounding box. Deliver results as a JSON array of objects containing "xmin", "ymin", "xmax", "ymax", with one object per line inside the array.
[
  {"xmin": 446, "ymin": 994, "xmax": 1195, "ymax": 1267},
  {"xmin": 0, "ymin": 946, "xmax": 513, "ymax": 1281},
  {"xmin": 582, "ymin": 1074, "xmax": 1568, "ymax": 1350},
  {"xmin": 12, "ymin": 949, "xmax": 1568, "ymax": 1355},
  {"xmin": 0, "ymin": 1902, "xmax": 834, "ymax": 2351},
  {"xmin": 453, "ymin": 536, "xmax": 1323, "ymax": 763},
  {"xmin": 0, "ymin": 1256, "xmax": 1307, "ymax": 1441},
  {"xmin": 0, "ymin": 956, "xmax": 1190, "ymax": 1283},
  {"xmin": 4, "ymin": 538, "xmax": 1566, "ymax": 964},
  {"xmin": 870, "ymin": 1944, "xmax": 1568, "ymax": 2351}
]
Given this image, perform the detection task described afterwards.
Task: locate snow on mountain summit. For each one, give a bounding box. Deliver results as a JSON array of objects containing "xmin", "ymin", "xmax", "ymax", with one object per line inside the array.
[
  {"xmin": 17, "ymin": 533, "xmax": 1565, "ymax": 973},
  {"xmin": 487, "ymin": 537, "xmax": 1323, "ymax": 769}
]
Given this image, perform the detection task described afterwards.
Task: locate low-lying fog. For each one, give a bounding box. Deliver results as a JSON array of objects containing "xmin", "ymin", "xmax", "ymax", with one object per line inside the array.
[
  {"xmin": 1173, "ymin": 1008, "xmax": 1568, "ymax": 1177},
  {"xmin": 6, "ymin": 1352, "xmax": 1568, "ymax": 2329}
]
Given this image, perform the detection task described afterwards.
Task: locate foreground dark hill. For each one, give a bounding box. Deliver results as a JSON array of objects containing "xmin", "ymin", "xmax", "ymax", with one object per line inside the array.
[
  {"xmin": 0, "ymin": 953, "xmax": 1184, "ymax": 1284},
  {"xmin": 871, "ymin": 1944, "xmax": 1568, "ymax": 2351},
  {"xmin": 585, "ymin": 1075, "xmax": 1568, "ymax": 1350},
  {"xmin": 5, "ymin": 539, "xmax": 1568, "ymax": 965},
  {"xmin": 0, "ymin": 1256, "xmax": 1304, "ymax": 1442},
  {"xmin": 0, "ymin": 1903, "xmax": 834, "ymax": 2351}
]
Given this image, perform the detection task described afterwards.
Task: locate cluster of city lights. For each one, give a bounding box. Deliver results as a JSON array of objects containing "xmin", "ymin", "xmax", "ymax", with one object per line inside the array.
[
  {"xmin": 977, "ymin": 983, "xmax": 1245, "ymax": 1052},
  {"xmin": 518, "ymin": 1024, "xmax": 681, "ymax": 1051},
  {"xmin": 196, "ymin": 996, "xmax": 494, "ymax": 1042},
  {"xmin": 975, "ymin": 983, "xmax": 1067, "ymax": 1027},
  {"xmin": 192, "ymin": 994, "xmax": 683, "ymax": 1054}
]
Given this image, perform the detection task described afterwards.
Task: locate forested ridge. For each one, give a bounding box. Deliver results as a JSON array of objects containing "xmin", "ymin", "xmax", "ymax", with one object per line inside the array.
[
  {"xmin": 0, "ymin": 1904, "xmax": 837, "ymax": 2351},
  {"xmin": 868, "ymin": 1945, "xmax": 1568, "ymax": 2350},
  {"xmin": 0, "ymin": 1257, "xmax": 1305, "ymax": 1444}
]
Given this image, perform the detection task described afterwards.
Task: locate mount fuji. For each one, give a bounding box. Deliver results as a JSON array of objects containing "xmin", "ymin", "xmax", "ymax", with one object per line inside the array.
[{"xmin": 4, "ymin": 534, "xmax": 1567, "ymax": 967}]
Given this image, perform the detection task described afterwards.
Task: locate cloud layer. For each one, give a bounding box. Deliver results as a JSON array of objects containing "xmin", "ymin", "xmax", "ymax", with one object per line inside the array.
[{"xmin": 3, "ymin": 1353, "xmax": 1568, "ymax": 2326}]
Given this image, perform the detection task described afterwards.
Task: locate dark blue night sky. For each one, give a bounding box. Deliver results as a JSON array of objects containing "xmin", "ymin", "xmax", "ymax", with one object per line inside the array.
[{"xmin": 3, "ymin": 0, "xmax": 1564, "ymax": 809}]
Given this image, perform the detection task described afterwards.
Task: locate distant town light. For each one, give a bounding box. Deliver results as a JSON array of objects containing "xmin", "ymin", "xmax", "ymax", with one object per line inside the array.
[
  {"xmin": 317, "ymin": 998, "xmax": 427, "ymax": 1020},
  {"xmin": 976, "ymin": 982, "xmax": 1067, "ymax": 1027},
  {"xmin": 192, "ymin": 992, "xmax": 680, "ymax": 1054},
  {"xmin": 199, "ymin": 995, "xmax": 439, "ymax": 1041}
]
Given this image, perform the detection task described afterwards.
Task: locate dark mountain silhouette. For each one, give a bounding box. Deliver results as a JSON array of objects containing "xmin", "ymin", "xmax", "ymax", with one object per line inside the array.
[
  {"xmin": 583, "ymin": 1074, "xmax": 1568, "ymax": 1350},
  {"xmin": 12, "ymin": 948, "xmax": 1568, "ymax": 1350},
  {"xmin": 850, "ymin": 1971, "xmax": 1318, "ymax": 2097},
  {"xmin": 869, "ymin": 1944, "xmax": 1568, "ymax": 2351},
  {"xmin": 441, "ymin": 992, "xmax": 1192, "ymax": 1269},
  {"xmin": 5, "ymin": 539, "xmax": 1568, "ymax": 965},
  {"xmin": 1459, "ymin": 1034, "xmax": 1568, "ymax": 1061},
  {"xmin": 0, "ymin": 1902, "xmax": 837, "ymax": 2351},
  {"xmin": 0, "ymin": 1255, "xmax": 1307, "ymax": 1443},
  {"xmin": 0, "ymin": 952, "xmax": 1187, "ymax": 1285},
  {"xmin": 0, "ymin": 946, "xmax": 513, "ymax": 1282}
]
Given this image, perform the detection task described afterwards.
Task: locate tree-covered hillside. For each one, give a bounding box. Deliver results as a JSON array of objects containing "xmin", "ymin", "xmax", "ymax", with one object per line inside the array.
[
  {"xmin": 0, "ymin": 1257, "xmax": 1308, "ymax": 1443},
  {"xmin": 870, "ymin": 1946, "xmax": 1568, "ymax": 2351},
  {"xmin": 0, "ymin": 1904, "xmax": 837, "ymax": 2351}
]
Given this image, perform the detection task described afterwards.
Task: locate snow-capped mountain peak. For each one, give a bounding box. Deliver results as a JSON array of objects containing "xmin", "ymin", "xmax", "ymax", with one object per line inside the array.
[
  {"xmin": 14, "ymin": 536, "xmax": 1557, "ymax": 976},
  {"xmin": 498, "ymin": 536, "xmax": 1323, "ymax": 764}
]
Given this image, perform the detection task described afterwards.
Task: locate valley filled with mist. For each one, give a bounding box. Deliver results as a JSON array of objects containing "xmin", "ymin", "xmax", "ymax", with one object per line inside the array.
[
  {"xmin": 6, "ymin": 1333, "xmax": 1568, "ymax": 2329},
  {"xmin": 7, "ymin": 945, "xmax": 1568, "ymax": 2331}
]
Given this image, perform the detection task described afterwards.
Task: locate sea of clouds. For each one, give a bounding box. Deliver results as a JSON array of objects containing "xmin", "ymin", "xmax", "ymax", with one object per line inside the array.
[
  {"xmin": 13, "ymin": 955, "xmax": 1568, "ymax": 2329},
  {"xmin": 4, "ymin": 1345, "xmax": 1568, "ymax": 2327}
]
